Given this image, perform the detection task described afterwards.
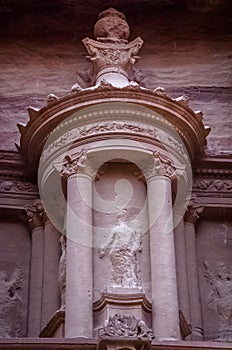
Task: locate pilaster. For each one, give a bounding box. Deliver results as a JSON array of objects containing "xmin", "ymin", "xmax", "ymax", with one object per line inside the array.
[{"xmin": 184, "ymin": 195, "xmax": 204, "ymax": 340}]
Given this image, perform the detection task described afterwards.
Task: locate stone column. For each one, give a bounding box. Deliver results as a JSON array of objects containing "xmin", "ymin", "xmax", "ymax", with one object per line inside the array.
[
  {"xmin": 61, "ymin": 150, "xmax": 93, "ymax": 338},
  {"xmin": 174, "ymin": 215, "xmax": 191, "ymax": 325},
  {"xmin": 41, "ymin": 213, "xmax": 61, "ymax": 328},
  {"xmin": 25, "ymin": 200, "xmax": 44, "ymax": 337},
  {"xmin": 146, "ymin": 152, "xmax": 180, "ymax": 341},
  {"xmin": 184, "ymin": 197, "xmax": 204, "ymax": 340}
]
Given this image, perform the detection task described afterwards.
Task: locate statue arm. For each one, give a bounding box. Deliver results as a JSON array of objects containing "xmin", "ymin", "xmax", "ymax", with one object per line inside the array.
[
  {"xmin": 99, "ymin": 231, "xmax": 115, "ymax": 258},
  {"xmin": 201, "ymin": 259, "xmax": 214, "ymax": 285}
]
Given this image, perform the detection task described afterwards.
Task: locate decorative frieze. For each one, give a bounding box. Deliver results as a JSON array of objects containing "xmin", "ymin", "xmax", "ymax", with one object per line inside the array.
[
  {"xmin": 193, "ymin": 178, "xmax": 232, "ymax": 192},
  {"xmin": 0, "ymin": 179, "xmax": 37, "ymax": 193},
  {"xmin": 40, "ymin": 121, "xmax": 159, "ymax": 164},
  {"xmin": 99, "ymin": 314, "xmax": 153, "ymax": 340}
]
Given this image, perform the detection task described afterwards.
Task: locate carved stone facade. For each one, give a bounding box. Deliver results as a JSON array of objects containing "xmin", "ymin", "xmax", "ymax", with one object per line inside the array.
[{"xmin": 0, "ymin": 2, "xmax": 231, "ymax": 350}]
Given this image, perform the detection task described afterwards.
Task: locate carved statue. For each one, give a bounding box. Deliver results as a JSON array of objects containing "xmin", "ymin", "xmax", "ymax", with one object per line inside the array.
[
  {"xmin": 0, "ymin": 264, "xmax": 24, "ymax": 338},
  {"xmin": 201, "ymin": 260, "xmax": 232, "ymax": 341},
  {"xmin": 100, "ymin": 213, "xmax": 141, "ymax": 288},
  {"xmin": 58, "ymin": 234, "xmax": 66, "ymax": 311}
]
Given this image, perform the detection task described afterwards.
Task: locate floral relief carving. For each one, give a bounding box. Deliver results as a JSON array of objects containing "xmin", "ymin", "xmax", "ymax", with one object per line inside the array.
[
  {"xmin": 99, "ymin": 314, "xmax": 153, "ymax": 340},
  {"xmin": 0, "ymin": 178, "xmax": 37, "ymax": 193},
  {"xmin": 40, "ymin": 122, "xmax": 159, "ymax": 163},
  {"xmin": 193, "ymin": 178, "xmax": 232, "ymax": 192}
]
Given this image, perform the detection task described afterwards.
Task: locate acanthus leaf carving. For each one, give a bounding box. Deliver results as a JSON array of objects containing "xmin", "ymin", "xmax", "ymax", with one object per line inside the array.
[
  {"xmin": 184, "ymin": 194, "xmax": 204, "ymax": 225},
  {"xmin": 61, "ymin": 149, "xmax": 91, "ymax": 180},
  {"xmin": 24, "ymin": 199, "xmax": 44, "ymax": 230},
  {"xmin": 145, "ymin": 151, "xmax": 176, "ymax": 180}
]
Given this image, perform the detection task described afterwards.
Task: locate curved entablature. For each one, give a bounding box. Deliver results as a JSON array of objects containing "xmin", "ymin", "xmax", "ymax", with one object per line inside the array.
[
  {"xmin": 17, "ymin": 7, "xmax": 209, "ymax": 183},
  {"xmin": 18, "ymin": 84, "xmax": 209, "ymax": 179}
]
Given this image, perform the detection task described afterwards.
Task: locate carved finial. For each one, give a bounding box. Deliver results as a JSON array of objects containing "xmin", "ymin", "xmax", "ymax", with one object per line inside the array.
[
  {"xmin": 94, "ymin": 8, "xmax": 129, "ymax": 43},
  {"xmin": 82, "ymin": 8, "xmax": 143, "ymax": 87}
]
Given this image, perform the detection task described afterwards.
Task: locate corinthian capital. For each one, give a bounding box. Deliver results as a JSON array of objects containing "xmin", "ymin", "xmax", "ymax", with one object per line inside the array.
[
  {"xmin": 61, "ymin": 149, "xmax": 92, "ymax": 180},
  {"xmin": 185, "ymin": 195, "xmax": 204, "ymax": 225},
  {"xmin": 145, "ymin": 152, "xmax": 176, "ymax": 180},
  {"xmin": 25, "ymin": 199, "xmax": 44, "ymax": 231}
]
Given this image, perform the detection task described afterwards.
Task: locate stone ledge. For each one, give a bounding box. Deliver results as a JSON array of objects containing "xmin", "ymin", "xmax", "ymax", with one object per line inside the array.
[{"xmin": 0, "ymin": 339, "xmax": 231, "ymax": 350}]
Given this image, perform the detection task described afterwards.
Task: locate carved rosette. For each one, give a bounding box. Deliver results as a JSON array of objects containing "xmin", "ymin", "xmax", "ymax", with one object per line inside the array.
[
  {"xmin": 184, "ymin": 195, "xmax": 204, "ymax": 225},
  {"xmin": 145, "ymin": 151, "xmax": 176, "ymax": 181}
]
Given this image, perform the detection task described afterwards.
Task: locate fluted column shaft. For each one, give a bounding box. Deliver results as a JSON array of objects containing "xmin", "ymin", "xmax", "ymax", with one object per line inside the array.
[
  {"xmin": 185, "ymin": 199, "xmax": 204, "ymax": 340},
  {"xmin": 146, "ymin": 152, "xmax": 180, "ymax": 341},
  {"xmin": 62, "ymin": 150, "xmax": 93, "ymax": 338}
]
